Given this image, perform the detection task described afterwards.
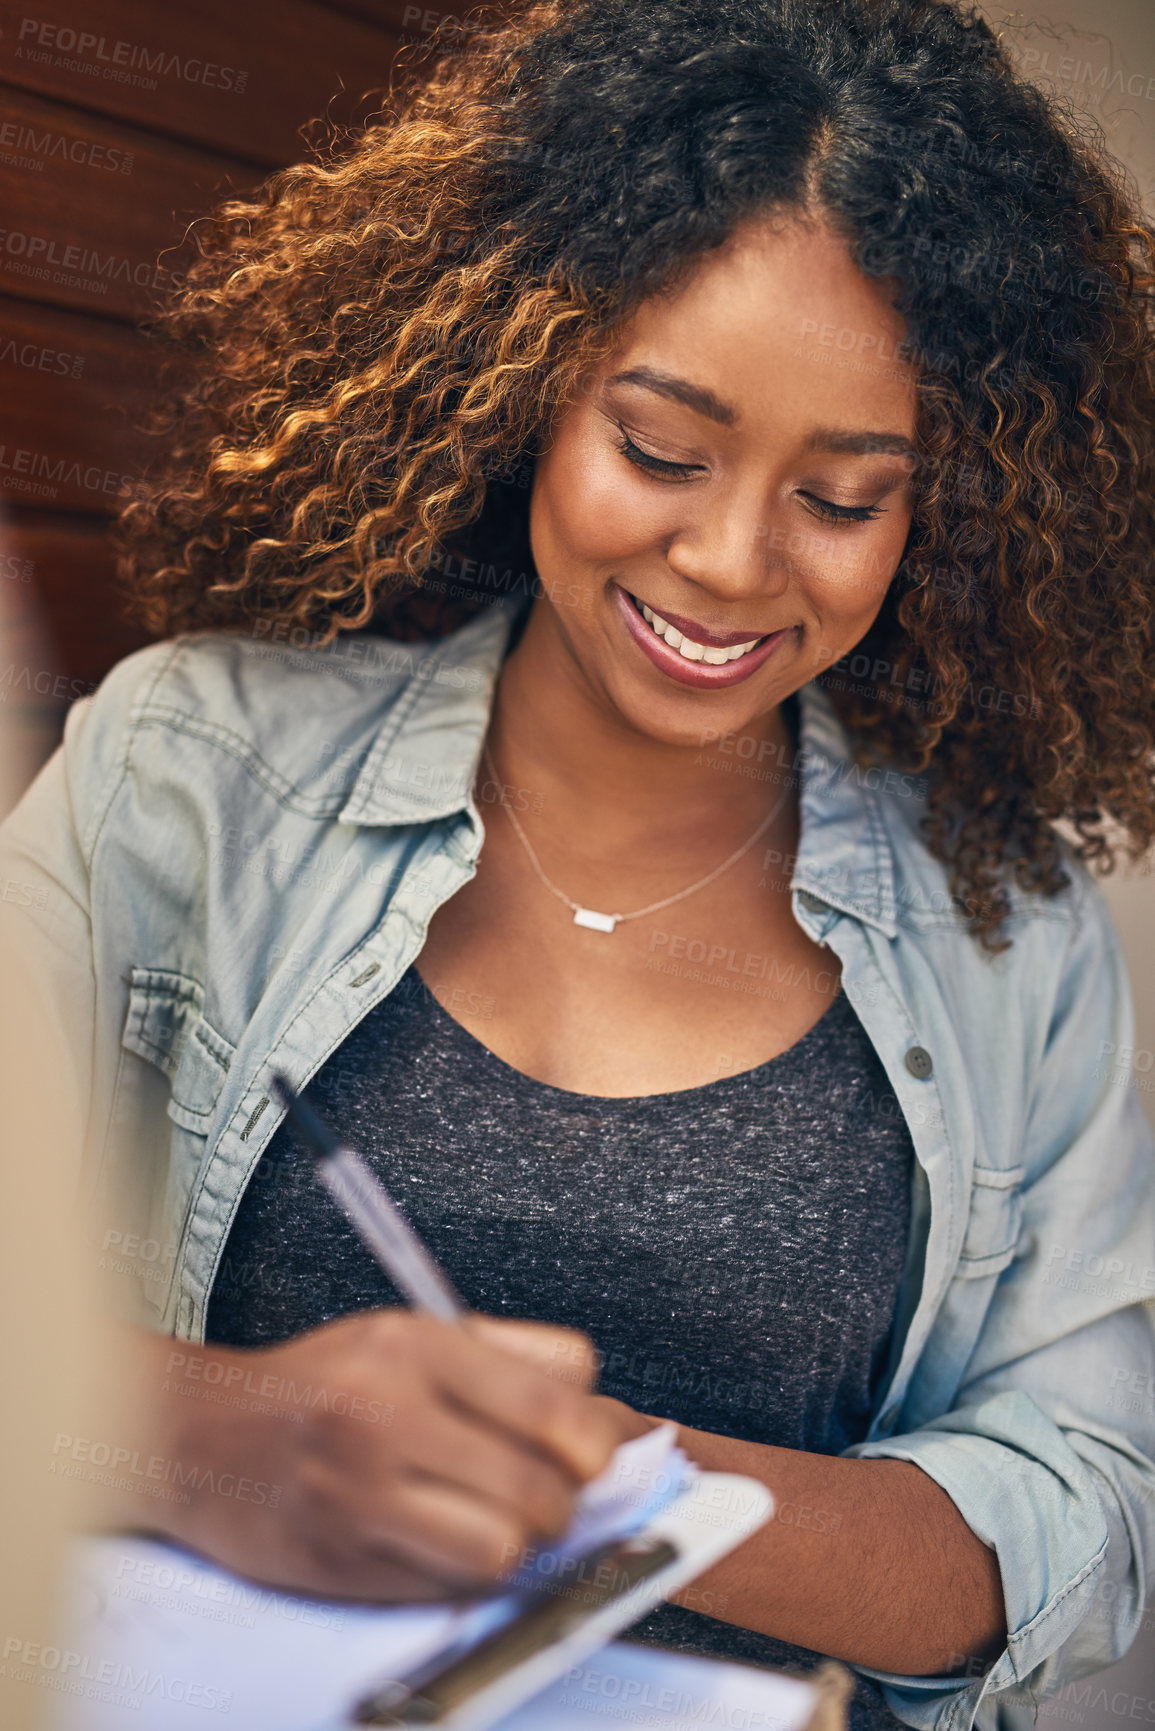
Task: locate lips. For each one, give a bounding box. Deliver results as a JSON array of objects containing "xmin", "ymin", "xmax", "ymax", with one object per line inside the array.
[
  {"xmin": 638, "ymin": 603, "xmax": 765, "ymax": 652},
  {"xmin": 612, "ymin": 584, "xmax": 793, "ymax": 690}
]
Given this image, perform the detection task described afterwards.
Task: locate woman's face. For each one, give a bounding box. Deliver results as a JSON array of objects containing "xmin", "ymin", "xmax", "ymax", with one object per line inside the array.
[{"xmin": 527, "ymin": 212, "xmax": 919, "ymax": 747}]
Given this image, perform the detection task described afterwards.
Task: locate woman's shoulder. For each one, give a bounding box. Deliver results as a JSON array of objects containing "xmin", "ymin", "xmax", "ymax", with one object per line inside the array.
[
  {"xmin": 36, "ymin": 605, "xmax": 516, "ymax": 879},
  {"xmin": 49, "ymin": 630, "xmax": 405, "ymax": 839},
  {"xmin": 81, "ymin": 624, "xmax": 454, "ymax": 741},
  {"xmin": 797, "ymin": 679, "xmax": 1091, "ymax": 948},
  {"xmin": 878, "ymin": 769, "xmax": 1093, "ymax": 942},
  {"xmin": 60, "ymin": 609, "xmax": 511, "ymax": 825}
]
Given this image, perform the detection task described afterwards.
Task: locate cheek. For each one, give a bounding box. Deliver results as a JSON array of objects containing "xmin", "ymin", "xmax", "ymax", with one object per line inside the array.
[
  {"xmin": 807, "ymin": 515, "xmax": 910, "ymax": 622},
  {"xmin": 533, "ymin": 427, "xmax": 662, "ymax": 571}
]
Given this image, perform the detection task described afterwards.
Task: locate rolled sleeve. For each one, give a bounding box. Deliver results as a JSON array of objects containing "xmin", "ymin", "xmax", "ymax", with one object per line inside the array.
[
  {"xmin": 845, "ymin": 872, "xmax": 1155, "ymax": 1731},
  {"xmin": 849, "ymin": 1394, "xmax": 1113, "ymax": 1730}
]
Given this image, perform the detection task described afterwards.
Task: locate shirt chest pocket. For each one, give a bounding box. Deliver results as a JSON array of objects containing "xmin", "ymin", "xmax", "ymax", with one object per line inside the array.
[
  {"xmin": 956, "ymin": 1163, "xmax": 1025, "ymax": 1278},
  {"xmin": 121, "ymin": 968, "xmax": 235, "ymax": 1133}
]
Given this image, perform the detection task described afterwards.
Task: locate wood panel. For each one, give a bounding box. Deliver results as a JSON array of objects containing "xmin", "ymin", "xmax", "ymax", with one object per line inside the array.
[
  {"xmin": 0, "ymin": 509, "xmax": 153, "ymax": 688},
  {"xmin": 0, "ymin": 505, "xmax": 153, "ymax": 682},
  {"xmin": 0, "ymin": 0, "xmax": 402, "ymax": 165},
  {"xmin": 0, "ymin": 0, "xmax": 424, "ymax": 755},
  {"xmin": 0, "ymin": 85, "xmax": 261, "ymax": 320},
  {"xmin": 0, "ymin": 541, "xmax": 70, "ymax": 796},
  {"xmin": 322, "ymin": 0, "xmax": 409, "ymax": 26},
  {"xmin": 0, "ymin": 296, "xmax": 157, "ymax": 512}
]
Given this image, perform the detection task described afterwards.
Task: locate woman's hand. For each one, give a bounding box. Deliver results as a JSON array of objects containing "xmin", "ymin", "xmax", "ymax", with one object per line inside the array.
[
  {"xmin": 138, "ymin": 1310, "xmax": 639, "ymax": 1602},
  {"xmin": 465, "ymin": 1316, "xmax": 661, "ymax": 1442}
]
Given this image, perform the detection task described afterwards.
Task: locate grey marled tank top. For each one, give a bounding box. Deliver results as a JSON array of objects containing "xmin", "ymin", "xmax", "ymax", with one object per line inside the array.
[{"xmin": 208, "ymin": 965, "xmax": 915, "ymax": 1731}]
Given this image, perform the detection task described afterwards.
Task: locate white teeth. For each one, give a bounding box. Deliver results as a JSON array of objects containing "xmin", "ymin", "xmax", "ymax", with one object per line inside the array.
[{"xmin": 635, "ymin": 596, "xmax": 763, "ymax": 665}]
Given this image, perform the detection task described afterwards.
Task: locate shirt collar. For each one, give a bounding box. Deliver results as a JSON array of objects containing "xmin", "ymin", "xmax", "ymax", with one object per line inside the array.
[
  {"xmin": 793, "ymin": 681, "xmax": 900, "ymax": 940},
  {"xmin": 338, "ymin": 596, "xmax": 521, "ymax": 828},
  {"xmin": 339, "ymin": 599, "xmax": 900, "ymax": 939}
]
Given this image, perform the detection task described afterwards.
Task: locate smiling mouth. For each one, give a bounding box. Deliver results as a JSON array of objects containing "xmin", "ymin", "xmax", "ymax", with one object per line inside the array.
[{"xmin": 628, "ymin": 593, "xmax": 770, "ymax": 665}]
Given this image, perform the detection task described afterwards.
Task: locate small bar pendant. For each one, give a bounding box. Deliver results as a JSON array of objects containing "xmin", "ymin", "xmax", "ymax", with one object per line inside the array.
[{"xmin": 573, "ymin": 907, "xmax": 618, "ymax": 933}]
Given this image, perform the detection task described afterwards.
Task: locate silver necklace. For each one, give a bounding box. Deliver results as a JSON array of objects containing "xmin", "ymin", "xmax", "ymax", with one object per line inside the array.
[{"xmin": 480, "ymin": 744, "xmax": 791, "ymax": 933}]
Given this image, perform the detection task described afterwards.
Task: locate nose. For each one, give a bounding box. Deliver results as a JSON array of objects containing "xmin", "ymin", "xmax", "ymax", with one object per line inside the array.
[{"xmin": 663, "ymin": 480, "xmax": 793, "ymax": 606}]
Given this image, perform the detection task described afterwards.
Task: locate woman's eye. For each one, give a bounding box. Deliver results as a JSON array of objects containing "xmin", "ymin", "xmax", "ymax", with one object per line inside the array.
[
  {"xmin": 615, "ymin": 425, "xmax": 704, "ymax": 481},
  {"xmin": 801, "ymin": 493, "xmax": 885, "ymax": 524},
  {"xmin": 613, "ymin": 426, "xmax": 887, "ymax": 521}
]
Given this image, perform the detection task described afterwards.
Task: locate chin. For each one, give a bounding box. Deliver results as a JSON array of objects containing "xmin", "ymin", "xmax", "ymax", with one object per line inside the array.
[{"xmin": 609, "ymin": 679, "xmax": 768, "ymax": 751}]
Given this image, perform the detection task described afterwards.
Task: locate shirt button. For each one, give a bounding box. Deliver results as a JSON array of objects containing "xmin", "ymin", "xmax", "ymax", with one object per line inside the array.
[
  {"xmin": 905, "ymin": 1045, "xmax": 933, "ymax": 1079},
  {"xmin": 797, "ymin": 889, "xmax": 827, "ymax": 913}
]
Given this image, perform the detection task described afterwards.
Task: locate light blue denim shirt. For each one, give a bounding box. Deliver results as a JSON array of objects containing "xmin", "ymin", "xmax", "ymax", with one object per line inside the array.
[{"xmin": 2, "ymin": 594, "xmax": 1153, "ymax": 1731}]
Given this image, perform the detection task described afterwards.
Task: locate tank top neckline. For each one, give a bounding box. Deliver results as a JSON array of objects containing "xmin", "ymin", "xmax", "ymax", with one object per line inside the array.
[{"xmin": 405, "ymin": 962, "xmax": 847, "ymax": 1107}]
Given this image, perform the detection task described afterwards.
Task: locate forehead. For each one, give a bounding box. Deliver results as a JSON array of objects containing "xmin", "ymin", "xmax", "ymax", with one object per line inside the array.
[{"xmin": 605, "ymin": 213, "xmax": 918, "ymax": 438}]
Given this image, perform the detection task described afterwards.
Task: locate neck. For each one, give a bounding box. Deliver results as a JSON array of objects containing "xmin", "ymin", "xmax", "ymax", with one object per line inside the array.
[{"xmin": 485, "ymin": 601, "xmax": 799, "ymax": 845}]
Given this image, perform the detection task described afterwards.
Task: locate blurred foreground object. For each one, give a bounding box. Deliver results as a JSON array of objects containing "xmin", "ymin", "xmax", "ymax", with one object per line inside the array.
[{"xmin": 0, "ymin": 526, "xmax": 132, "ymax": 1730}]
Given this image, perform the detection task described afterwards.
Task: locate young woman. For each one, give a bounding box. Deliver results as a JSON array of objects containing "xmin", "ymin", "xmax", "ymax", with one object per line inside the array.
[{"xmin": 3, "ymin": 2, "xmax": 1154, "ymax": 1729}]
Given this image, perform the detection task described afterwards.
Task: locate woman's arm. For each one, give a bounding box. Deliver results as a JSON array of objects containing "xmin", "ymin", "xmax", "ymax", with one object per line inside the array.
[{"xmin": 659, "ymin": 1422, "xmax": 1005, "ymax": 1676}]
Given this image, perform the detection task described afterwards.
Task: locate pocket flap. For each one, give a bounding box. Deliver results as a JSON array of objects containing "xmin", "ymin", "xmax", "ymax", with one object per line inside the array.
[
  {"xmin": 956, "ymin": 1163, "xmax": 1025, "ymax": 1277},
  {"xmin": 122, "ymin": 968, "xmax": 234, "ymax": 1133}
]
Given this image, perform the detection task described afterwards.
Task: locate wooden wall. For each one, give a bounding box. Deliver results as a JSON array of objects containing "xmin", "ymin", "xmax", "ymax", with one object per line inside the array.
[{"xmin": 0, "ymin": 0, "xmax": 455, "ymax": 774}]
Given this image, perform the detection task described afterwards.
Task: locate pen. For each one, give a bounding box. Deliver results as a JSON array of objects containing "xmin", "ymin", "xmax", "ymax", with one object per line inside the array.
[{"xmin": 272, "ymin": 1073, "xmax": 465, "ymax": 1323}]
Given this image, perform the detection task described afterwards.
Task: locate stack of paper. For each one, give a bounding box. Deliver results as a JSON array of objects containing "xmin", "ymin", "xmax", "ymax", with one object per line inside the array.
[
  {"xmin": 45, "ymin": 1426, "xmax": 812, "ymax": 1731},
  {"xmin": 501, "ymin": 1422, "xmax": 692, "ymax": 1588}
]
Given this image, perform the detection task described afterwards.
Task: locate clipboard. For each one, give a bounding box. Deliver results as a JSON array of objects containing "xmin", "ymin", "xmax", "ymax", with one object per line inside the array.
[
  {"xmin": 348, "ymin": 1468, "xmax": 775, "ymax": 1729},
  {"xmin": 54, "ymin": 1502, "xmax": 856, "ymax": 1731}
]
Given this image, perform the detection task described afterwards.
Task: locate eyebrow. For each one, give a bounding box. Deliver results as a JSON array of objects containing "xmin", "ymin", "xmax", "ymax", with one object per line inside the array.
[
  {"xmin": 606, "ymin": 367, "xmax": 914, "ymax": 457},
  {"xmin": 606, "ymin": 367, "xmax": 737, "ymax": 428},
  {"xmin": 804, "ymin": 428, "xmax": 916, "ymax": 458}
]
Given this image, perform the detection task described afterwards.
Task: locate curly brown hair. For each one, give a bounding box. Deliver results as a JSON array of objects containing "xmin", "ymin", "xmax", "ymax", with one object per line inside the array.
[{"xmin": 115, "ymin": 0, "xmax": 1155, "ymax": 951}]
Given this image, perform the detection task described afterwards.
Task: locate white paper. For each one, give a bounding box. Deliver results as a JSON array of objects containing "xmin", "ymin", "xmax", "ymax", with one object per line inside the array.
[
  {"xmin": 500, "ymin": 1644, "xmax": 818, "ymax": 1731},
  {"xmin": 47, "ymin": 1539, "xmax": 813, "ymax": 1731},
  {"xmin": 502, "ymin": 1421, "xmax": 690, "ymax": 1590},
  {"xmin": 45, "ymin": 1430, "xmax": 780, "ymax": 1731}
]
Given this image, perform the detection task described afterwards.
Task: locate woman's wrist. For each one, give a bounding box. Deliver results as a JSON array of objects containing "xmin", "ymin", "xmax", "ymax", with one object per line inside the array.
[{"xmin": 590, "ymin": 1396, "xmax": 664, "ymax": 1439}]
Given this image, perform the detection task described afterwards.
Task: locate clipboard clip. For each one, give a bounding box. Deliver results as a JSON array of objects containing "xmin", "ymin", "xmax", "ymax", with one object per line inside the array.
[{"xmin": 351, "ymin": 1532, "xmax": 679, "ymax": 1726}]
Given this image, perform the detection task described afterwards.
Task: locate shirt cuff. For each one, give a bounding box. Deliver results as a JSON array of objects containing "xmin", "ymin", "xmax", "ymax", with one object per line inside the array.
[{"xmin": 841, "ymin": 1392, "xmax": 1111, "ymax": 1729}]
